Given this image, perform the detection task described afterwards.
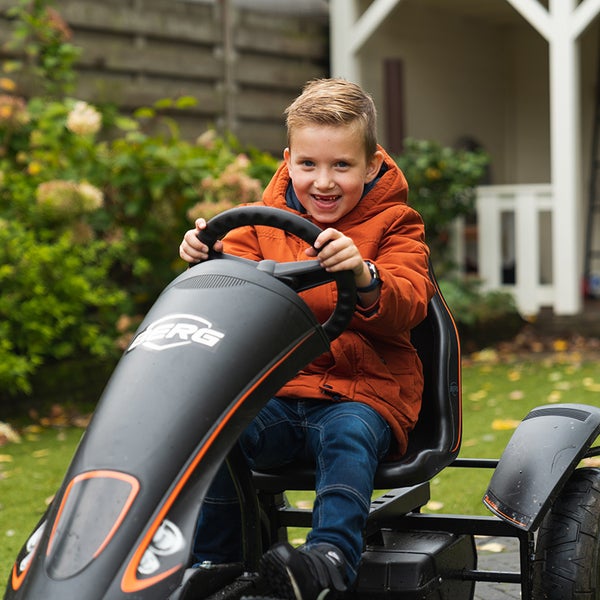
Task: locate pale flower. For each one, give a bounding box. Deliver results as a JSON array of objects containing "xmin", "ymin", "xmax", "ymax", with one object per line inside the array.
[
  {"xmin": 36, "ymin": 180, "xmax": 104, "ymax": 221},
  {"xmin": 78, "ymin": 182, "xmax": 104, "ymax": 211},
  {"xmin": 66, "ymin": 101, "xmax": 102, "ymax": 135},
  {"xmin": 196, "ymin": 128, "xmax": 217, "ymax": 149}
]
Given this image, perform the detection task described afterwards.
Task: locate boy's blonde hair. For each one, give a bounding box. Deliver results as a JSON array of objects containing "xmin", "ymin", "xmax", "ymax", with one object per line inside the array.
[{"xmin": 284, "ymin": 78, "xmax": 378, "ymax": 158}]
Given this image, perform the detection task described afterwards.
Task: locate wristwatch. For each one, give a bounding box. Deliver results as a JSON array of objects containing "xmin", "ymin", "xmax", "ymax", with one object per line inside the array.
[{"xmin": 356, "ymin": 260, "xmax": 381, "ymax": 293}]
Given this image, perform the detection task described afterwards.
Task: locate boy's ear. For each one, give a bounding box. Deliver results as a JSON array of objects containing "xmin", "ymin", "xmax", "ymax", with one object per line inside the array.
[
  {"xmin": 365, "ymin": 150, "xmax": 385, "ymax": 182},
  {"xmin": 283, "ymin": 147, "xmax": 291, "ymax": 167}
]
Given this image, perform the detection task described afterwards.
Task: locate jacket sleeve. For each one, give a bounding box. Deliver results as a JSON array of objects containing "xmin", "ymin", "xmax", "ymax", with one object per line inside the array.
[{"xmin": 352, "ymin": 206, "xmax": 434, "ymax": 340}]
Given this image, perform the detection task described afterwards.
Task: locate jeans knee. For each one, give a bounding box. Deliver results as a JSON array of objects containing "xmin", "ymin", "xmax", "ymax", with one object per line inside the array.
[{"xmin": 319, "ymin": 409, "xmax": 391, "ymax": 461}]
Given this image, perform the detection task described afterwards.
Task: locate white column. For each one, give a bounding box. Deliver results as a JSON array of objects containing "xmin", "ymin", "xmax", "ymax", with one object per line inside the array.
[
  {"xmin": 330, "ymin": 0, "xmax": 403, "ymax": 82},
  {"xmin": 329, "ymin": 0, "xmax": 360, "ymax": 81},
  {"xmin": 549, "ymin": 0, "xmax": 582, "ymax": 314}
]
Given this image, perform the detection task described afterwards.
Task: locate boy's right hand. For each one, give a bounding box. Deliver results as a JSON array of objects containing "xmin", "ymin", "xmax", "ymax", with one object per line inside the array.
[{"xmin": 179, "ymin": 218, "xmax": 224, "ymax": 264}]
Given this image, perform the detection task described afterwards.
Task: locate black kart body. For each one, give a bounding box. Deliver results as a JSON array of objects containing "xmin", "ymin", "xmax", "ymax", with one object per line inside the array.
[{"xmin": 5, "ymin": 207, "xmax": 600, "ymax": 600}]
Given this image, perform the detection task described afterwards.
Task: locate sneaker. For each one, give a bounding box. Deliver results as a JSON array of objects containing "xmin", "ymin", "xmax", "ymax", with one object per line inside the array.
[{"xmin": 259, "ymin": 542, "xmax": 349, "ymax": 600}]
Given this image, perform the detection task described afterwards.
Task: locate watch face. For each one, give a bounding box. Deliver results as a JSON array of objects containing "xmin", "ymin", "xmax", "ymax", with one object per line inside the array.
[{"xmin": 367, "ymin": 261, "xmax": 379, "ymax": 280}]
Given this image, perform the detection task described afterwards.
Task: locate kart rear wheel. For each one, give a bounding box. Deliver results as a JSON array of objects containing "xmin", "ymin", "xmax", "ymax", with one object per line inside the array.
[{"xmin": 532, "ymin": 467, "xmax": 600, "ymax": 599}]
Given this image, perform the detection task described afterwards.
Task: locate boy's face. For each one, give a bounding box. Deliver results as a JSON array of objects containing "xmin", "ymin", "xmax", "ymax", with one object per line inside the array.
[{"xmin": 283, "ymin": 124, "xmax": 384, "ymax": 224}]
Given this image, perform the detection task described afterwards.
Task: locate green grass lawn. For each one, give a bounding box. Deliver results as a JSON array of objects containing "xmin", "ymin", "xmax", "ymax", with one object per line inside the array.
[{"xmin": 2, "ymin": 350, "xmax": 600, "ymax": 584}]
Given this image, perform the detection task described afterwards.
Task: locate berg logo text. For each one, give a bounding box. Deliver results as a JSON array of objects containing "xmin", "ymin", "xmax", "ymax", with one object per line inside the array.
[{"xmin": 128, "ymin": 314, "xmax": 225, "ymax": 352}]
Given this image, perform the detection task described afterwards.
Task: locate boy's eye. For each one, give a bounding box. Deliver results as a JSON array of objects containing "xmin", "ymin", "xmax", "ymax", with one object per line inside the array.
[
  {"xmin": 301, "ymin": 160, "xmax": 315, "ymax": 167},
  {"xmin": 335, "ymin": 161, "xmax": 349, "ymax": 168}
]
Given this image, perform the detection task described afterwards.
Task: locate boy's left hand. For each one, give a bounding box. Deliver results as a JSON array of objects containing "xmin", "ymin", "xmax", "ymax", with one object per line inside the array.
[{"xmin": 306, "ymin": 228, "xmax": 373, "ymax": 290}]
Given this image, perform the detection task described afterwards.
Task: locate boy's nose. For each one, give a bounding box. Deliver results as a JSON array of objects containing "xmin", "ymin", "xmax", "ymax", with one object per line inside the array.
[{"xmin": 314, "ymin": 173, "xmax": 334, "ymax": 190}]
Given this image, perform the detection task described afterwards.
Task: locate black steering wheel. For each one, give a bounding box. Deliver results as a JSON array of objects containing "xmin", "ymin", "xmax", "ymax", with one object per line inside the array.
[{"xmin": 196, "ymin": 206, "xmax": 356, "ymax": 342}]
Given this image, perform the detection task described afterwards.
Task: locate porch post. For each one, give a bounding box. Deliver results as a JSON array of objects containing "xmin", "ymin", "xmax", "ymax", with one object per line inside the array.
[
  {"xmin": 330, "ymin": 0, "xmax": 360, "ymax": 81},
  {"xmin": 548, "ymin": 0, "xmax": 582, "ymax": 314},
  {"xmin": 330, "ymin": 0, "xmax": 404, "ymax": 81}
]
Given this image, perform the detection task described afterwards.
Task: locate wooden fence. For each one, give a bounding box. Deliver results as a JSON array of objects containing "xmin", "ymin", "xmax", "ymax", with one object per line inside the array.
[{"xmin": 0, "ymin": 0, "xmax": 329, "ymax": 153}]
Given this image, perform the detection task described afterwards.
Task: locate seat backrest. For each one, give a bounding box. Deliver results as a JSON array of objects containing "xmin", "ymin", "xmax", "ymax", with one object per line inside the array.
[
  {"xmin": 252, "ymin": 264, "xmax": 462, "ymax": 492},
  {"xmin": 372, "ymin": 267, "xmax": 462, "ymax": 488}
]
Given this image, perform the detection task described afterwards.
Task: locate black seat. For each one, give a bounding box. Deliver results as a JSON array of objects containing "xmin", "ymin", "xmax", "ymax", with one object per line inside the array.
[{"xmin": 252, "ymin": 266, "xmax": 462, "ymax": 492}]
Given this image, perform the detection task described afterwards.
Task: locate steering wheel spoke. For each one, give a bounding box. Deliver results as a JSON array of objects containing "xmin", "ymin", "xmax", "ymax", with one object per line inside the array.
[{"xmin": 255, "ymin": 259, "xmax": 334, "ymax": 292}]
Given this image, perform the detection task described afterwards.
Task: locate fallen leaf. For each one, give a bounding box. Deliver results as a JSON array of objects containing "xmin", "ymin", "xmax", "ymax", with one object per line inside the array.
[
  {"xmin": 584, "ymin": 379, "xmax": 600, "ymax": 392},
  {"xmin": 0, "ymin": 455, "xmax": 13, "ymax": 463},
  {"xmin": 552, "ymin": 339, "xmax": 569, "ymax": 352},
  {"xmin": 507, "ymin": 370, "xmax": 521, "ymax": 381},
  {"xmin": 462, "ymin": 439, "xmax": 478, "ymax": 447},
  {"xmin": 547, "ymin": 390, "xmax": 562, "ymax": 403},
  {"xmin": 425, "ymin": 500, "xmax": 444, "ymax": 511},
  {"xmin": 0, "ymin": 423, "xmax": 20, "ymax": 446},
  {"xmin": 72, "ymin": 415, "xmax": 91, "ymax": 428},
  {"xmin": 32, "ymin": 449, "xmax": 49, "ymax": 459},
  {"xmin": 491, "ymin": 419, "xmax": 520, "ymax": 431},
  {"xmin": 22, "ymin": 425, "xmax": 43, "ymax": 434},
  {"xmin": 473, "ymin": 349, "xmax": 499, "ymax": 363}
]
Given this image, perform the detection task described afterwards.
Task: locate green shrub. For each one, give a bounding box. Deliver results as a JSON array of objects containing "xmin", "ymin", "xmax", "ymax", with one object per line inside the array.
[
  {"xmin": 394, "ymin": 138, "xmax": 489, "ymax": 274},
  {"xmin": 0, "ymin": 218, "xmax": 128, "ymax": 396},
  {"xmin": 0, "ymin": 0, "xmax": 279, "ymax": 398},
  {"xmin": 439, "ymin": 277, "xmax": 524, "ymax": 350}
]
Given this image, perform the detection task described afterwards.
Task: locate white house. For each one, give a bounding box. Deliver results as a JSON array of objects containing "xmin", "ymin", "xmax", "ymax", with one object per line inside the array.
[{"xmin": 329, "ymin": 0, "xmax": 600, "ymax": 317}]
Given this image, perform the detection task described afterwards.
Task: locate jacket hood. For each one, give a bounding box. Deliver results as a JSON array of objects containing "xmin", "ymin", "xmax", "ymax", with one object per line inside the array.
[{"xmin": 261, "ymin": 145, "xmax": 408, "ymax": 229}]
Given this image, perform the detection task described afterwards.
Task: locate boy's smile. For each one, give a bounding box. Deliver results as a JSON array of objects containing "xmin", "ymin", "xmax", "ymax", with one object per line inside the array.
[{"xmin": 284, "ymin": 124, "xmax": 383, "ymax": 224}]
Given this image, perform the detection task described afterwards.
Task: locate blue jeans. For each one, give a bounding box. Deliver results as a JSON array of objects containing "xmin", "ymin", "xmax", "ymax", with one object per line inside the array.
[{"xmin": 193, "ymin": 397, "xmax": 391, "ymax": 582}]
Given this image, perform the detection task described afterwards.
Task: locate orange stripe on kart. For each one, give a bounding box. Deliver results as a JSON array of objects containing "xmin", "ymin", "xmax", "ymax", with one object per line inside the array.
[{"xmin": 121, "ymin": 335, "xmax": 314, "ymax": 594}]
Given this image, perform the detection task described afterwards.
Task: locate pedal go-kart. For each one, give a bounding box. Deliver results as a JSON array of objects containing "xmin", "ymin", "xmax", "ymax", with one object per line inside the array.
[{"xmin": 5, "ymin": 206, "xmax": 600, "ymax": 599}]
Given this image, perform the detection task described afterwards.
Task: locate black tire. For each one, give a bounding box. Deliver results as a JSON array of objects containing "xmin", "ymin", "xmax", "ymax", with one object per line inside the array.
[{"xmin": 532, "ymin": 467, "xmax": 600, "ymax": 599}]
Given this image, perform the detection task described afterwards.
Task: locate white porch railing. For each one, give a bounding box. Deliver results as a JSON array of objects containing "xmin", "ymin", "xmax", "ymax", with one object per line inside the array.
[{"xmin": 475, "ymin": 184, "xmax": 554, "ymax": 317}]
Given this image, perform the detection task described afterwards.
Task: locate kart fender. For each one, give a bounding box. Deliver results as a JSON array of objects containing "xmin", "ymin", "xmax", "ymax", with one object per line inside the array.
[{"xmin": 483, "ymin": 403, "xmax": 600, "ymax": 531}]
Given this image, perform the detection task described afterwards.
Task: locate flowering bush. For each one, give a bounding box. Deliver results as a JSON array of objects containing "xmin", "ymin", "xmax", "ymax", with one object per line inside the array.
[
  {"xmin": 0, "ymin": 0, "xmax": 279, "ymax": 400},
  {"xmin": 0, "ymin": 91, "xmax": 277, "ymax": 398}
]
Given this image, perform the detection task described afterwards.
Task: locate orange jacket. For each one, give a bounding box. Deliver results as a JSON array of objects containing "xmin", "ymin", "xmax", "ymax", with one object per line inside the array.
[{"xmin": 222, "ymin": 147, "xmax": 434, "ymax": 455}]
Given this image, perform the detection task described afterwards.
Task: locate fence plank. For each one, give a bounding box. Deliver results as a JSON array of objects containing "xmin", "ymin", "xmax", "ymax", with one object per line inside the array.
[
  {"xmin": 0, "ymin": 0, "xmax": 328, "ymax": 153},
  {"xmin": 74, "ymin": 30, "xmax": 222, "ymax": 80},
  {"xmin": 57, "ymin": 0, "xmax": 218, "ymax": 44}
]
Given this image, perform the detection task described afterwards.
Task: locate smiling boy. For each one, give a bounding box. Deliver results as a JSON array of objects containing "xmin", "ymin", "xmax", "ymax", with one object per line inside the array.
[{"xmin": 179, "ymin": 78, "xmax": 433, "ymax": 600}]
